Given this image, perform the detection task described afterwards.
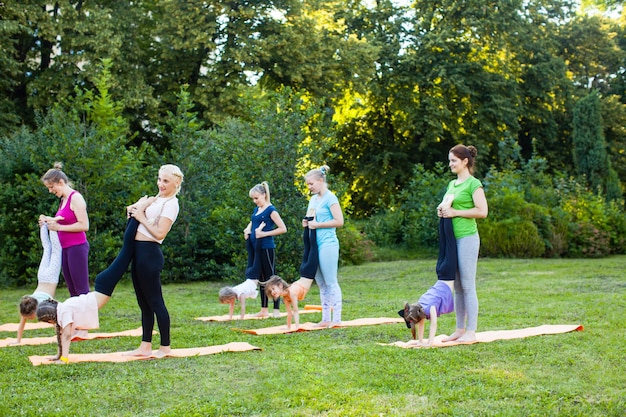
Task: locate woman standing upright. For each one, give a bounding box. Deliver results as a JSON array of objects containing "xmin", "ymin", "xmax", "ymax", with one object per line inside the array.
[
  {"xmin": 243, "ymin": 181, "xmax": 287, "ymax": 317},
  {"xmin": 303, "ymin": 165, "xmax": 344, "ymax": 328},
  {"xmin": 126, "ymin": 164, "xmax": 184, "ymax": 358},
  {"xmin": 40, "ymin": 162, "xmax": 90, "ymax": 297},
  {"xmin": 439, "ymin": 145, "xmax": 488, "ymax": 343}
]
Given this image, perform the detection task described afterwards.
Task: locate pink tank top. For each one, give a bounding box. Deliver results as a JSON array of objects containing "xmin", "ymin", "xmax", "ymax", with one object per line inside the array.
[{"xmin": 55, "ymin": 191, "xmax": 88, "ymax": 248}]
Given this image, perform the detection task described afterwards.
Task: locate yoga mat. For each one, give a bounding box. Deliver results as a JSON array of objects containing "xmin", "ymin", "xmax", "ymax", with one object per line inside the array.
[
  {"xmin": 0, "ymin": 322, "xmax": 54, "ymax": 332},
  {"xmin": 1, "ymin": 327, "xmax": 148, "ymax": 348},
  {"xmin": 236, "ymin": 317, "xmax": 405, "ymax": 335},
  {"xmin": 384, "ymin": 324, "xmax": 584, "ymax": 348},
  {"xmin": 29, "ymin": 342, "xmax": 262, "ymax": 365},
  {"xmin": 196, "ymin": 304, "xmax": 322, "ymax": 322}
]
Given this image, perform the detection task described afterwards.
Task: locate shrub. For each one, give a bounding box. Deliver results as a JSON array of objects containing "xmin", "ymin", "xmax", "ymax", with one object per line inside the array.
[
  {"xmin": 338, "ymin": 222, "xmax": 375, "ymax": 266},
  {"xmin": 479, "ymin": 218, "xmax": 545, "ymax": 258}
]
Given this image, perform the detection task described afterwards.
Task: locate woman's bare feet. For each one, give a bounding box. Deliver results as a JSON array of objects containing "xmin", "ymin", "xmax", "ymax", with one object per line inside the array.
[
  {"xmin": 153, "ymin": 346, "xmax": 173, "ymax": 358},
  {"xmin": 313, "ymin": 321, "xmax": 331, "ymax": 328},
  {"xmin": 123, "ymin": 341, "xmax": 153, "ymax": 357},
  {"xmin": 456, "ymin": 330, "xmax": 477, "ymax": 343},
  {"xmin": 442, "ymin": 329, "xmax": 465, "ymax": 342},
  {"xmin": 253, "ymin": 309, "xmax": 269, "ymax": 318}
]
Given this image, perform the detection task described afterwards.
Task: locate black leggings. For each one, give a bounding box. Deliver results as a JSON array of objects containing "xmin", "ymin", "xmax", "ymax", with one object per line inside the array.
[
  {"xmin": 132, "ymin": 241, "xmax": 170, "ymax": 346},
  {"xmin": 94, "ymin": 218, "xmax": 139, "ymax": 296},
  {"xmin": 300, "ymin": 226, "xmax": 318, "ymax": 279},
  {"xmin": 245, "ymin": 238, "xmax": 280, "ymax": 309}
]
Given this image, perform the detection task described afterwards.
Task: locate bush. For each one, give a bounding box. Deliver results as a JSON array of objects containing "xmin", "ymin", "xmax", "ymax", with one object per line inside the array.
[
  {"xmin": 338, "ymin": 222, "xmax": 375, "ymax": 266},
  {"xmin": 480, "ymin": 218, "xmax": 545, "ymax": 257}
]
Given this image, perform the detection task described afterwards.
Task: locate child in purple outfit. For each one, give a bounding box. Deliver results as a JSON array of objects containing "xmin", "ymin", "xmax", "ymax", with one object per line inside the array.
[{"xmin": 399, "ymin": 195, "xmax": 457, "ymax": 347}]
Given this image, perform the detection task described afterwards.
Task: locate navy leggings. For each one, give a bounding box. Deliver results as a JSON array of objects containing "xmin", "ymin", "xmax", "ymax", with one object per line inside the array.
[
  {"xmin": 245, "ymin": 238, "xmax": 280, "ymax": 309},
  {"xmin": 94, "ymin": 218, "xmax": 139, "ymax": 296},
  {"xmin": 436, "ymin": 217, "xmax": 458, "ymax": 281},
  {"xmin": 132, "ymin": 241, "xmax": 170, "ymax": 346},
  {"xmin": 300, "ymin": 226, "xmax": 318, "ymax": 279}
]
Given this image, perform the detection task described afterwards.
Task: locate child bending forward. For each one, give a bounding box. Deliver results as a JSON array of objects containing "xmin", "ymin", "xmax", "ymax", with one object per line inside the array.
[
  {"xmin": 265, "ymin": 275, "xmax": 314, "ymax": 330},
  {"xmin": 399, "ymin": 207, "xmax": 457, "ymax": 347},
  {"xmin": 36, "ymin": 292, "xmax": 108, "ymax": 364},
  {"xmin": 400, "ymin": 280, "xmax": 454, "ymax": 346},
  {"xmin": 218, "ymin": 279, "xmax": 259, "ymax": 320}
]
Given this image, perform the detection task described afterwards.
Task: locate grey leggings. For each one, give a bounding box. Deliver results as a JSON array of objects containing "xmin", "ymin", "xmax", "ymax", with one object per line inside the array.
[{"xmin": 454, "ymin": 233, "xmax": 480, "ymax": 331}]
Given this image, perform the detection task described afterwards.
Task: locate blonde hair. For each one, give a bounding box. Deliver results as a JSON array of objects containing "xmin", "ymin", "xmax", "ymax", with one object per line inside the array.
[
  {"xmin": 305, "ymin": 165, "xmax": 330, "ymax": 182},
  {"xmin": 159, "ymin": 164, "xmax": 184, "ymax": 194},
  {"xmin": 249, "ymin": 181, "xmax": 271, "ymax": 204}
]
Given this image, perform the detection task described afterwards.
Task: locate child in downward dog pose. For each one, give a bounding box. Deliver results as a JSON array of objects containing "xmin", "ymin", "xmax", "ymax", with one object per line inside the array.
[
  {"xmin": 14, "ymin": 221, "xmax": 63, "ymax": 344},
  {"xmin": 399, "ymin": 195, "xmax": 456, "ymax": 347},
  {"xmin": 265, "ymin": 275, "xmax": 314, "ymax": 330},
  {"xmin": 36, "ymin": 292, "xmax": 109, "ymax": 364},
  {"xmin": 218, "ymin": 279, "xmax": 259, "ymax": 320}
]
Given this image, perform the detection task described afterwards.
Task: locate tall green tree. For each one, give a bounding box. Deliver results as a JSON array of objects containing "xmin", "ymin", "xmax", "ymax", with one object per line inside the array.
[{"xmin": 573, "ymin": 91, "xmax": 622, "ymax": 200}]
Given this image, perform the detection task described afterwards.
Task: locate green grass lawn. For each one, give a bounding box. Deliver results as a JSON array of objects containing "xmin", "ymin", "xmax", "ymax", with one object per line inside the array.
[{"xmin": 1, "ymin": 256, "xmax": 625, "ymax": 416}]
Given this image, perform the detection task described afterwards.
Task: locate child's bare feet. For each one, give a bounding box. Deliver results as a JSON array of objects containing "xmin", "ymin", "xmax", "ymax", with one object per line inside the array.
[{"xmin": 442, "ymin": 329, "xmax": 465, "ymax": 342}]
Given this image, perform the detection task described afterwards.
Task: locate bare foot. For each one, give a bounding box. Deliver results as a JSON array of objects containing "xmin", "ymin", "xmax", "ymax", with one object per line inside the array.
[
  {"xmin": 272, "ymin": 309, "xmax": 281, "ymax": 318},
  {"xmin": 123, "ymin": 341, "xmax": 153, "ymax": 357},
  {"xmin": 153, "ymin": 347, "xmax": 172, "ymax": 358},
  {"xmin": 456, "ymin": 331, "xmax": 477, "ymax": 343},
  {"xmin": 442, "ymin": 329, "xmax": 465, "ymax": 342},
  {"xmin": 122, "ymin": 348, "xmax": 153, "ymax": 357},
  {"xmin": 327, "ymin": 322, "xmax": 342, "ymax": 329},
  {"xmin": 252, "ymin": 311, "xmax": 269, "ymax": 318},
  {"xmin": 313, "ymin": 321, "xmax": 331, "ymax": 328}
]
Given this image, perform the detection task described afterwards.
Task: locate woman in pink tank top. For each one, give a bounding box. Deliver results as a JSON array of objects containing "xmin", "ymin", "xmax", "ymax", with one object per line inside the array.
[{"xmin": 40, "ymin": 162, "xmax": 90, "ymax": 296}]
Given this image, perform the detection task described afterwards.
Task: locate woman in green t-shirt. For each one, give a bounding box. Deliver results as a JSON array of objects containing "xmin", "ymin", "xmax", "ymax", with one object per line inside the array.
[{"xmin": 438, "ymin": 144, "xmax": 488, "ymax": 343}]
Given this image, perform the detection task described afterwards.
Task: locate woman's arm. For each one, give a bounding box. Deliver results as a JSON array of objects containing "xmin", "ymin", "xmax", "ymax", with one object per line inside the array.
[
  {"xmin": 441, "ymin": 188, "xmax": 488, "ymax": 219},
  {"xmin": 243, "ymin": 221, "xmax": 252, "ymax": 240},
  {"xmin": 132, "ymin": 198, "xmax": 174, "ymax": 241},
  {"xmin": 255, "ymin": 211, "xmax": 287, "ymax": 238},
  {"xmin": 49, "ymin": 194, "xmax": 89, "ymax": 232},
  {"xmin": 308, "ymin": 203, "xmax": 344, "ymax": 229}
]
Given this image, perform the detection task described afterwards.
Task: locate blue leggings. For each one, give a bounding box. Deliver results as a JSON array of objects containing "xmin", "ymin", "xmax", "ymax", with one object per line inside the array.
[
  {"xmin": 94, "ymin": 218, "xmax": 139, "ymax": 296},
  {"xmin": 132, "ymin": 241, "xmax": 170, "ymax": 346},
  {"xmin": 315, "ymin": 244, "xmax": 341, "ymax": 323}
]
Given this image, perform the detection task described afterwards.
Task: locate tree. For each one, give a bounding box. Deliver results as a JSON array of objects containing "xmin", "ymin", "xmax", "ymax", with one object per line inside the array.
[{"xmin": 572, "ymin": 91, "xmax": 622, "ymax": 201}]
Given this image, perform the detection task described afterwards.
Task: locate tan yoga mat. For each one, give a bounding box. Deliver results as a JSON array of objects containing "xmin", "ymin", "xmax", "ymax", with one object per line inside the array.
[
  {"xmin": 29, "ymin": 342, "xmax": 262, "ymax": 366},
  {"xmin": 196, "ymin": 304, "xmax": 322, "ymax": 322},
  {"xmin": 1, "ymin": 327, "xmax": 147, "ymax": 348},
  {"xmin": 384, "ymin": 324, "xmax": 584, "ymax": 348},
  {"xmin": 0, "ymin": 322, "xmax": 54, "ymax": 332},
  {"xmin": 236, "ymin": 317, "xmax": 405, "ymax": 335}
]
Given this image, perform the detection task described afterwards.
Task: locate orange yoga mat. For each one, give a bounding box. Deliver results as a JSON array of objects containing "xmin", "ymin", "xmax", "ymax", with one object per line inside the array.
[
  {"xmin": 236, "ymin": 317, "xmax": 405, "ymax": 335},
  {"xmin": 29, "ymin": 342, "xmax": 262, "ymax": 366},
  {"xmin": 0, "ymin": 322, "xmax": 54, "ymax": 332},
  {"xmin": 384, "ymin": 324, "xmax": 584, "ymax": 348},
  {"xmin": 196, "ymin": 305, "xmax": 322, "ymax": 322},
  {"xmin": 1, "ymin": 327, "xmax": 148, "ymax": 348}
]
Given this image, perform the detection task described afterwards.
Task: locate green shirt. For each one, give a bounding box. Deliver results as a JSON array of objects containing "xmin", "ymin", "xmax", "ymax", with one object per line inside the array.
[{"xmin": 444, "ymin": 176, "xmax": 483, "ymax": 239}]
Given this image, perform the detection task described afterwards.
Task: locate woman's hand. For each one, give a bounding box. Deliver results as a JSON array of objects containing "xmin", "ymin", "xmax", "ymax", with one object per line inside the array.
[{"xmin": 254, "ymin": 222, "xmax": 266, "ymax": 238}]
